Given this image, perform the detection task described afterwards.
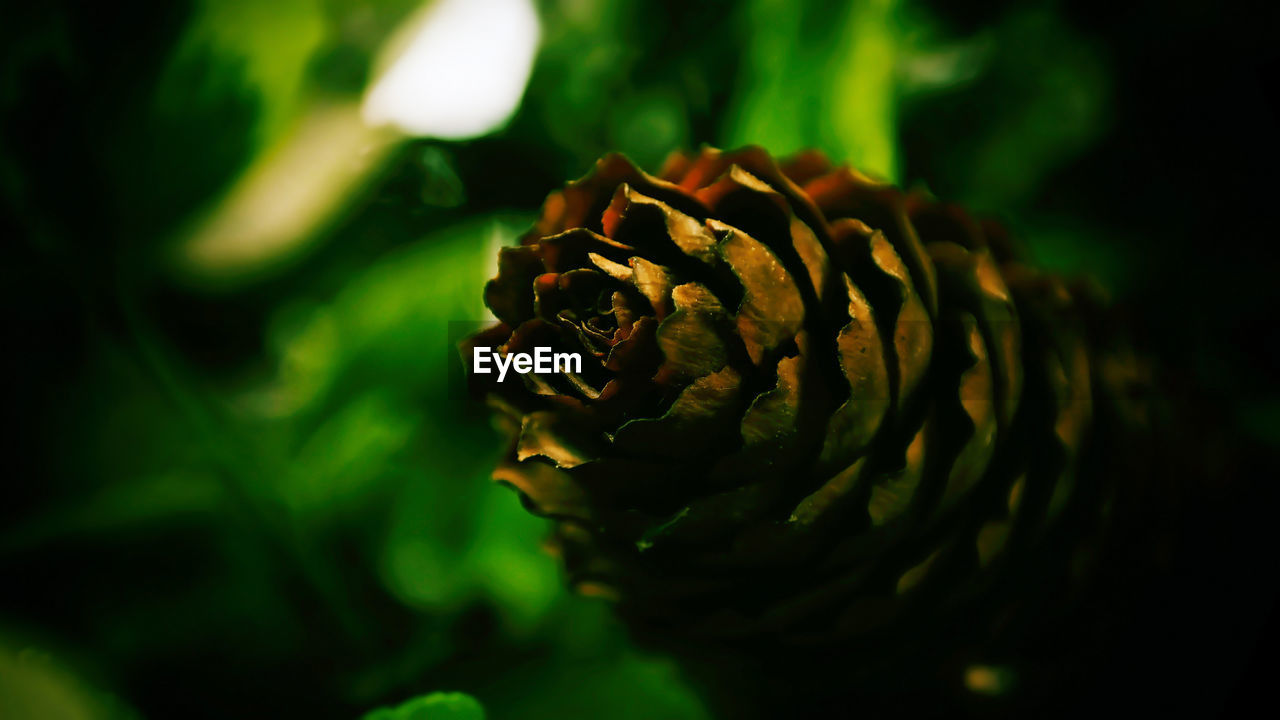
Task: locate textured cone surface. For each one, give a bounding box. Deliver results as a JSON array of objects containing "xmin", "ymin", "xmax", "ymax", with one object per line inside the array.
[{"xmin": 463, "ymin": 146, "xmax": 1151, "ymax": 657}]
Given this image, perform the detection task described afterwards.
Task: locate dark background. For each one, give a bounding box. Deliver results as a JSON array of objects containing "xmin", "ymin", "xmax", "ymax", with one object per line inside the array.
[{"xmin": 2, "ymin": 0, "xmax": 1277, "ymax": 717}]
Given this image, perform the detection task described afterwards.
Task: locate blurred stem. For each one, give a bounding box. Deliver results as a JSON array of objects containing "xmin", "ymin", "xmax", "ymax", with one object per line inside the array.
[
  {"xmin": 725, "ymin": 0, "xmax": 902, "ymax": 181},
  {"xmin": 829, "ymin": 0, "xmax": 901, "ymax": 181},
  {"xmin": 172, "ymin": 100, "xmax": 403, "ymax": 288}
]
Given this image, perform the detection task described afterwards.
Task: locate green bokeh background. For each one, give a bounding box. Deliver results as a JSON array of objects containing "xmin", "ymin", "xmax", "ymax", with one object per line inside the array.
[{"xmin": 3, "ymin": 0, "xmax": 1277, "ymax": 717}]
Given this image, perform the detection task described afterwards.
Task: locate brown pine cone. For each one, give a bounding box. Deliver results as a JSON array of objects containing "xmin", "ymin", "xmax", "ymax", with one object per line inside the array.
[{"xmin": 461, "ymin": 146, "xmax": 1167, "ymax": 709}]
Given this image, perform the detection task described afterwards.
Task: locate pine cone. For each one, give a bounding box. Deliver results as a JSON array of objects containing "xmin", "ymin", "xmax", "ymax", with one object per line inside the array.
[{"xmin": 462, "ymin": 147, "xmax": 1162, "ymax": 704}]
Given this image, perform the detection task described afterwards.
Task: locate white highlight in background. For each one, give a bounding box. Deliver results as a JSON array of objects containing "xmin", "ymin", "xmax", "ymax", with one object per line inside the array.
[{"xmin": 362, "ymin": 0, "xmax": 541, "ymax": 139}]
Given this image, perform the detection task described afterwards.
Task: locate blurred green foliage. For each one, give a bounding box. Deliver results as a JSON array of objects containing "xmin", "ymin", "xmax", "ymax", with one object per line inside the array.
[
  {"xmin": 8, "ymin": 0, "xmax": 1273, "ymax": 718},
  {"xmin": 726, "ymin": 0, "xmax": 904, "ymax": 178},
  {"xmin": 363, "ymin": 692, "xmax": 484, "ymax": 720}
]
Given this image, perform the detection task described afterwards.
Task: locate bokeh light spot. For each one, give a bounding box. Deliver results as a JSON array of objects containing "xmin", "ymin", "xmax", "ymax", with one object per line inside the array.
[{"xmin": 362, "ymin": 0, "xmax": 541, "ymax": 139}]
